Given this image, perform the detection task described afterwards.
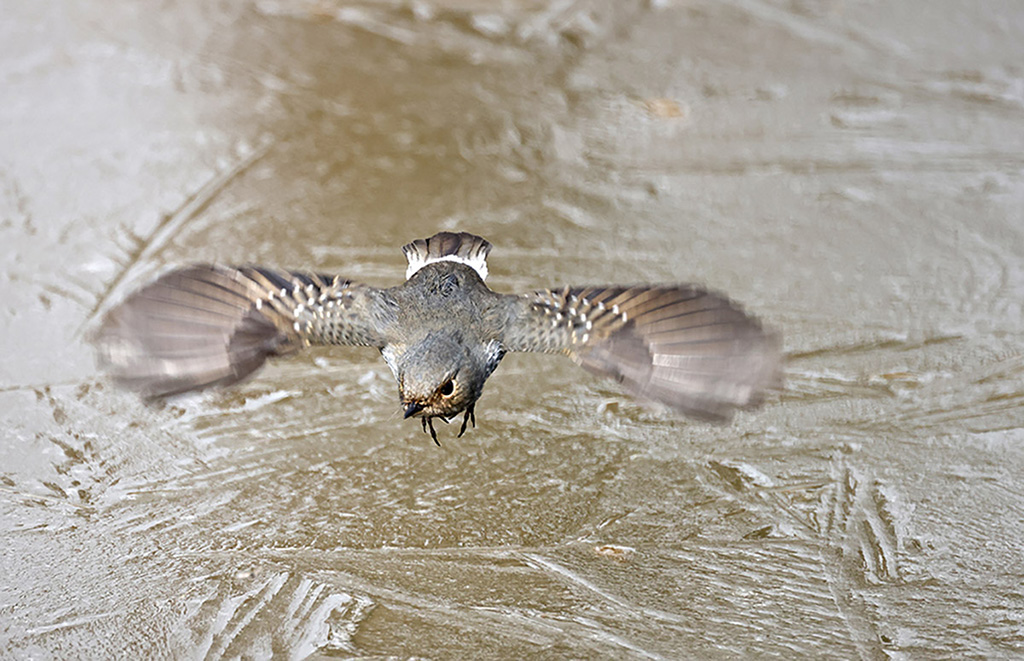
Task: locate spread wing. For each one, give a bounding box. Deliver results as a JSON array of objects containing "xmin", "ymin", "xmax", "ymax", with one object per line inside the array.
[
  {"xmin": 500, "ymin": 285, "xmax": 781, "ymax": 420},
  {"xmin": 94, "ymin": 265, "xmax": 394, "ymax": 398}
]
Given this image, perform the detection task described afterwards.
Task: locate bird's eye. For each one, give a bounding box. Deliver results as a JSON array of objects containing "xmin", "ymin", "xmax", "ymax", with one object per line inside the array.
[{"xmin": 439, "ymin": 379, "xmax": 455, "ymax": 397}]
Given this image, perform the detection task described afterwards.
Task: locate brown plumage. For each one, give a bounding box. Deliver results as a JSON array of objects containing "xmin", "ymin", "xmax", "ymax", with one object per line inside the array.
[{"xmin": 94, "ymin": 232, "xmax": 781, "ymax": 441}]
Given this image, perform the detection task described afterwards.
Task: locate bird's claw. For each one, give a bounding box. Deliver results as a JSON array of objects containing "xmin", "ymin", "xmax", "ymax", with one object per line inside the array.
[
  {"xmin": 418, "ymin": 405, "xmax": 476, "ymax": 445},
  {"xmin": 457, "ymin": 405, "xmax": 476, "ymax": 438},
  {"xmin": 421, "ymin": 417, "xmax": 440, "ymax": 446}
]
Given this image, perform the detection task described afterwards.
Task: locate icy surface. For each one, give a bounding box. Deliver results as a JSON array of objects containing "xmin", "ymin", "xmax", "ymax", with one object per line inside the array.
[{"xmin": 2, "ymin": 1, "xmax": 1024, "ymax": 658}]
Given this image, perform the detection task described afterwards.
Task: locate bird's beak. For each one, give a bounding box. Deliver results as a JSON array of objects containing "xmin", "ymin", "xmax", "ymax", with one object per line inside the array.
[{"xmin": 404, "ymin": 401, "xmax": 425, "ymax": 419}]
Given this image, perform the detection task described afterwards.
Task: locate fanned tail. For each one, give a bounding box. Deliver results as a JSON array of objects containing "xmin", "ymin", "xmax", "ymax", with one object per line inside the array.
[{"xmin": 403, "ymin": 232, "xmax": 491, "ymax": 281}]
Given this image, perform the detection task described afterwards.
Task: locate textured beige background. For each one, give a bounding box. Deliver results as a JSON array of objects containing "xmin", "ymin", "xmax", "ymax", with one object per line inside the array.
[{"xmin": 2, "ymin": 1, "xmax": 1023, "ymax": 658}]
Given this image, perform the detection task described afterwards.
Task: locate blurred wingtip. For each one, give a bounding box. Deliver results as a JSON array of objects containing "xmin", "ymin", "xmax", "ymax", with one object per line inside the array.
[
  {"xmin": 571, "ymin": 285, "xmax": 783, "ymax": 422},
  {"xmin": 92, "ymin": 265, "xmax": 296, "ymax": 399}
]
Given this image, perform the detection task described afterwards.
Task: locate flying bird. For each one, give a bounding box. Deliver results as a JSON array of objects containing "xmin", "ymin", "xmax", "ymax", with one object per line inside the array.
[{"xmin": 95, "ymin": 232, "xmax": 781, "ymax": 443}]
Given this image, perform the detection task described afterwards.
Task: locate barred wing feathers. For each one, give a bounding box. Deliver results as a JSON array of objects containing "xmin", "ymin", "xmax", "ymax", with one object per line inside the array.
[
  {"xmin": 94, "ymin": 265, "xmax": 391, "ymax": 398},
  {"xmin": 501, "ymin": 285, "xmax": 781, "ymax": 420}
]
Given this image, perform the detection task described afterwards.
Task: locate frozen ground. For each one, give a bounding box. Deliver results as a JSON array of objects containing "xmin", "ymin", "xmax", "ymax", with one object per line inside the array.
[{"xmin": 2, "ymin": 1, "xmax": 1023, "ymax": 658}]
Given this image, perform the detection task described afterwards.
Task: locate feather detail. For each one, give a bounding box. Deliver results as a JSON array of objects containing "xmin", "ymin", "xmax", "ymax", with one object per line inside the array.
[
  {"xmin": 402, "ymin": 232, "xmax": 491, "ymax": 281},
  {"xmin": 94, "ymin": 265, "xmax": 389, "ymax": 398},
  {"xmin": 500, "ymin": 285, "xmax": 781, "ymax": 420}
]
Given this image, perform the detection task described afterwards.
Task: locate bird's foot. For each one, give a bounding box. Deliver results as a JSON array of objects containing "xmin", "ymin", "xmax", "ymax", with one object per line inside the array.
[
  {"xmin": 457, "ymin": 405, "xmax": 476, "ymax": 438},
  {"xmin": 419, "ymin": 407, "xmax": 475, "ymax": 445},
  {"xmin": 421, "ymin": 417, "xmax": 440, "ymax": 446}
]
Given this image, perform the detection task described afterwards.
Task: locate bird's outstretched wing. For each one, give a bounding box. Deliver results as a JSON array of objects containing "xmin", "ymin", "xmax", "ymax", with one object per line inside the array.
[
  {"xmin": 500, "ymin": 285, "xmax": 781, "ymax": 420},
  {"xmin": 94, "ymin": 265, "xmax": 394, "ymax": 398}
]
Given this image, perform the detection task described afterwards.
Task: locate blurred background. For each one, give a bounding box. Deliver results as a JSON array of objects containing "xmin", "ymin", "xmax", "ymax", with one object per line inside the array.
[{"xmin": 2, "ymin": 1, "xmax": 1023, "ymax": 658}]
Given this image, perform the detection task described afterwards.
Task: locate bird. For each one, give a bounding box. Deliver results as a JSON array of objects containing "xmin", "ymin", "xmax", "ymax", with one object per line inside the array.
[{"xmin": 94, "ymin": 232, "xmax": 781, "ymax": 444}]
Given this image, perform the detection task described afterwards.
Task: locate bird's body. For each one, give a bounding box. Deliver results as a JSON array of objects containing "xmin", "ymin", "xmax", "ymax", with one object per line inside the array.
[
  {"xmin": 377, "ymin": 260, "xmax": 508, "ymax": 438},
  {"xmin": 95, "ymin": 232, "xmax": 781, "ymax": 443}
]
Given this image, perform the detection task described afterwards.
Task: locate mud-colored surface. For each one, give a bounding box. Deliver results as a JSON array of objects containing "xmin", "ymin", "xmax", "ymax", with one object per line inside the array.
[{"xmin": 3, "ymin": 1, "xmax": 1024, "ymax": 658}]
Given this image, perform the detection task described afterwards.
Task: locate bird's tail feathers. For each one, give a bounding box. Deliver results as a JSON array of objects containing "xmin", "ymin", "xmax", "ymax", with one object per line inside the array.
[{"xmin": 403, "ymin": 232, "xmax": 491, "ymax": 281}]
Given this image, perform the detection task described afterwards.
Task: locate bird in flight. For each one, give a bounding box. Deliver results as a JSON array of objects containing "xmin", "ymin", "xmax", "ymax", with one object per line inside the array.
[{"xmin": 95, "ymin": 232, "xmax": 781, "ymax": 444}]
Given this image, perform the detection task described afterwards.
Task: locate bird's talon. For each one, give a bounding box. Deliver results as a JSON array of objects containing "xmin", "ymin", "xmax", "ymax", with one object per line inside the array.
[
  {"xmin": 425, "ymin": 417, "xmax": 440, "ymax": 446},
  {"xmin": 458, "ymin": 404, "xmax": 476, "ymax": 438}
]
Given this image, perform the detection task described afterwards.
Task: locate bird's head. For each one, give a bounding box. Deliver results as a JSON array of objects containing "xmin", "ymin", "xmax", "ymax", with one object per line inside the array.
[{"xmin": 395, "ymin": 334, "xmax": 482, "ymax": 420}]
